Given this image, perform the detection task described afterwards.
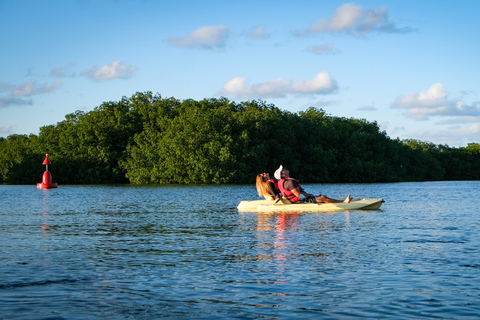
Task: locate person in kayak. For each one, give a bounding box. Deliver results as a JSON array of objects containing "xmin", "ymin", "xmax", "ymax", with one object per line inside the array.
[
  {"xmin": 256, "ymin": 172, "xmax": 281, "ymax": 200},
  {"xmin": 274, "ymin": 165, "xmax": 353, "ymax": 204}
]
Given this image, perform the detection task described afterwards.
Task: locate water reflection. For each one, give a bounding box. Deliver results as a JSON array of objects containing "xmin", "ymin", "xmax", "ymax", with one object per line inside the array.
[
  {"xmin": 255, "ymin": 213, "xmax": 299, "ymax": 255},
  {"xmin": 254, "ymin": 212, "xmax": 301, "ymax": 290},
  {"xmin": 343, "ymin": 210, "xmax": 351, "ymax": 227},
  {"xmin": 41, "ymin": 189, "xmax": 51, "ymax": 251}
]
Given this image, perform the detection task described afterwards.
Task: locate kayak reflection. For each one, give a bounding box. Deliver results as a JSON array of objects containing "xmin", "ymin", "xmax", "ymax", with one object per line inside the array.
[{"xmin": 255, "ymin": 212, "xmax": 300, "ymax": 286}]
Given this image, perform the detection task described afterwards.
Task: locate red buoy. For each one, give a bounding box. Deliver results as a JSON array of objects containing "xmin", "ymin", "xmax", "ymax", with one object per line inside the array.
[{"xmin": 37, "ymin": 154, "xmax": 58, "ymax": 189}]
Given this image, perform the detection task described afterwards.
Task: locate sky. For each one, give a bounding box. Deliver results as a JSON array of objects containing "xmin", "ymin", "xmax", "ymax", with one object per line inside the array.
[{"xmin": 1, "ymin": 0, "xmax": 479, "ymax": 147}]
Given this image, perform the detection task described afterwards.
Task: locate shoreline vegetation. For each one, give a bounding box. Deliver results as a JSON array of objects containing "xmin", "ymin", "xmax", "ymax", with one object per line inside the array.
[{"xmin": 1, "ymin": 92, "xmax": 479, "ymax": 185}]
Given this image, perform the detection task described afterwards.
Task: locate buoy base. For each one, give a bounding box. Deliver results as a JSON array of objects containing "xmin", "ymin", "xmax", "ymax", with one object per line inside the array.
[
  {"xmin": 37, "ymin": 182, "xmax": 58, "ymax": 189},
  {"xmin": 37, "ymin": 170, "xmax": 58, "ymax": 189}
]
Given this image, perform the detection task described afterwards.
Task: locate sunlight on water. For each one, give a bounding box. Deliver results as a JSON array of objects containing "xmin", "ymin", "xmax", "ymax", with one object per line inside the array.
[{"xmin": 1, "ymin": 181, "xmax": 480, "ymax": 319}]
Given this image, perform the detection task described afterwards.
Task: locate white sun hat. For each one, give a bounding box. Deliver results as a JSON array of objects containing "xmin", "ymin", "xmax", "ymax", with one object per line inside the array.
[{"xmin": 274, "ymin": 165, "xmax": 283, "ymax": 180}]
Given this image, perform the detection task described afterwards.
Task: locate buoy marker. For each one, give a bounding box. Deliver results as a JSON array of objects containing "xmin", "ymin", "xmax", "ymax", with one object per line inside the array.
[{"xmin": 37, "ymin": 154, "xmax": 58, "ymax": 189}]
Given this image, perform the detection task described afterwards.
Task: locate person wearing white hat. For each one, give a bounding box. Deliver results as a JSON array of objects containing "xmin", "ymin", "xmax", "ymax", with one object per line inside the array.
[
  {"xmin": 276, "ymin": 165, "xmax": 352, "ymax": 204},
  {"xmin": 274, "ymin": 165, "xmax": 283, "ymax": 180}
]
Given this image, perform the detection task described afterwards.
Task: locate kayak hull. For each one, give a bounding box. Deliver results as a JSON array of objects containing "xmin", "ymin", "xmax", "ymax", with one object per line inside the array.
[
  {"xmin": 237, "ymin": 199, "xmax": 276, "ymax": 210},
  {"xmin": 238, "ymin": 198, "xmax": 384, "ymax": 212},
  {"xmin": 237, "ymin": 197, "xmax": 359, "ymax": 210}
]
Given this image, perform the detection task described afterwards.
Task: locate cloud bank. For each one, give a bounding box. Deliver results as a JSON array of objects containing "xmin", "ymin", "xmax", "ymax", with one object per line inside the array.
[
  {"xmin": 168, "ymin": 26, "xmax": 229, "ymax": 49},
  {"xmin": 392, "ymin": 83, "xmax": 480, "ymax": 120},
  {"xmin": 0, "ymin": 81, "xmax": 62, "ymax": 108},
  {"xmin": 302, "ymin": 3, "xmax": 413, "ymax": 37},
  {"xmin": 0, "ymin": 125, "xmax": 12, "ymax": 134},
  {"xmin": 220, "ymin": 72, "xmax": 338, "ymax": 99},
  {"xmin": 402, "ymin": 122, "xmax": 480, "ymax": 147},
  {"xmin": 81, "ymin": 61, "xmax": 138, "ymax": 81}
]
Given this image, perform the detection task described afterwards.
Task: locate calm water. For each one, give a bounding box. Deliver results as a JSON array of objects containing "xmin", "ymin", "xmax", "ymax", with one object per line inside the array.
[{"xmin": 1, "ymin": 181, "xmax": 480, "ymax": 319}]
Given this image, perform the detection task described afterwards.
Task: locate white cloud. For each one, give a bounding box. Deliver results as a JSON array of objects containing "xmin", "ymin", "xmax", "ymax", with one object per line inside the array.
[
  {"xmin": 81, "ymin": 61, "xmax": 138, "ymax": 81},
  {"xmin": 220, "ymin": 72, "xmax": 338, "ymax": 99},
  {"xmin": 436, "ymin": 115, "xmax": 480, "ymax": 126},
  {"xmin": 317, "ymin": 3, "xmax": 363, "ymax": 32},
  {"xmin": 454, "ymin": 122, "xmax": 480, "ymax": 136},
  {"xmin": 246, "ymin": 24, "xmax": 269, "ymax": 39},
  {"xmin": 382, "ymin": 118, "xmax": 480, "ymax": 147},
  {"xmin": 292, "ymin": 72, "xmax": 337, "ymax": 93},
  {"xmin": 10, "ymin": 81, "xmax": 62, "ymax": 97},
  {"xmin": 0, "ymin": 81, "xmax": 62, "ymax": 108},
  {"xmin": 405, "ymin": 122, "xmax": 480, "ymax": 147},
  {"xmin": 306, "ymin": 42, "xmax": 341, "ymax": 55},
  {"xmin": 302, "ymin": 3, "xmax": 412, "ymax": 37},
  {"xmin": 0, "ymin": 125, "xmax": 12, "ymax": 134},
  {"xmin": 168, "ymin": 26, "xmax": 229, "ymax": 49},
  {"xmin": 392, "ymin": 83, "xmax": 480, "ymax": 120}
]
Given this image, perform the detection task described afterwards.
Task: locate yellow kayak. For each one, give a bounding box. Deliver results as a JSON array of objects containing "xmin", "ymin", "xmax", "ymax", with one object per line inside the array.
[
  {"xmin": 237, "ymin": 197, "xmax": 359, "ymax": 210},
  {"xmin": 237, "ymin": 198, "xmax": 384, "ymax": 212}
]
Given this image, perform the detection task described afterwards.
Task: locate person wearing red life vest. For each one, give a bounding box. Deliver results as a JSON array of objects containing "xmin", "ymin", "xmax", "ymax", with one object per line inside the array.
[
  {"xmin": 274, "ymin": 165, "xmax": 352, "ymax": 204},
  {"xmin": 256, "ymin": 172, "xmax": 281, "ymax": 200}
]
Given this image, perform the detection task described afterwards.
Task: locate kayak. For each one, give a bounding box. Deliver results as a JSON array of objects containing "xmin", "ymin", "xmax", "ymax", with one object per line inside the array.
[
  {"xmin": 237, "ymin": 197, "xmax": 359, "ymax": 210},
  {"xmin": 237, "ymin": 198, "xmax": 384, "ymax": 212}
]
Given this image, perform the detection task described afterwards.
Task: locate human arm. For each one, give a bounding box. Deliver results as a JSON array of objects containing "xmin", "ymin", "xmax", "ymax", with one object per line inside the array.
[
  {"xmin": 291, "ymin": 188, "xmax": 314, "ymax": 198},
  {"xmin": 285, "ymin": 180, "xmax": 314, "ymax": 198}
]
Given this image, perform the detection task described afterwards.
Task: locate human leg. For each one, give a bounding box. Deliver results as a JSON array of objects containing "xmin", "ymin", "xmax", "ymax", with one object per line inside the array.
[
  {"xmin": 315, "ymin": 194, "xmax": 352, "ymax": 203},
  {"xmin": 315, "ymin": 195, "xmax": 343, "ymax": 203}
]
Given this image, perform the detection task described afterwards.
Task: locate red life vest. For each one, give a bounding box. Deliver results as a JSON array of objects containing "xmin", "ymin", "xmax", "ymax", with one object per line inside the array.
[
  {"xmin": 278, "ymin": 178, "xmax": 302, "ymax": 203},
  {"xmin": 267, "ymin": 178, "xmax": 280, "ymax": 196}
]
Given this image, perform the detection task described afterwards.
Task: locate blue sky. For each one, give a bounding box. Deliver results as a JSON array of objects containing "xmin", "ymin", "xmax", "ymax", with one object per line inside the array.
[{"xmin": 1, "ymin": 0, "xmax": 479, "ymax": 147}]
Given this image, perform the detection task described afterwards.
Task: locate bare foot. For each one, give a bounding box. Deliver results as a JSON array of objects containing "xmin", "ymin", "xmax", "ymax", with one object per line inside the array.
[{"xmin": 344, "ymin": 194, "xmax": 352, "ymax": 203}]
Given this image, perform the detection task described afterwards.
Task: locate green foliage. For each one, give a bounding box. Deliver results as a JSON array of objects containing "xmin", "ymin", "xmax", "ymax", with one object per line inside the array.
[
  {"xmin": 0, "ymin": 134, "xmax": 43, "ymax": 184},
  {"xmin": 465, "ymin": 143, "xmax": 480, "ymax": 154},
  {"xmin": 0, "ymin": 92, "xmax": 478, "ymax": 184}
]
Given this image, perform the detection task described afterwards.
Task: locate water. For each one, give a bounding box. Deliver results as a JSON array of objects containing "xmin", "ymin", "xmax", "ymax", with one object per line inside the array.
[{"xmin": 1, "ymin": 181, "xmax": 480, "ymax": 319}]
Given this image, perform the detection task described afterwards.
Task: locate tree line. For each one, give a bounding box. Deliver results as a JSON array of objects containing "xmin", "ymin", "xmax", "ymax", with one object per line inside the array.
[{"xmin": 1, "ymin": 91, "xmax": 479, "ymax": 185}]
